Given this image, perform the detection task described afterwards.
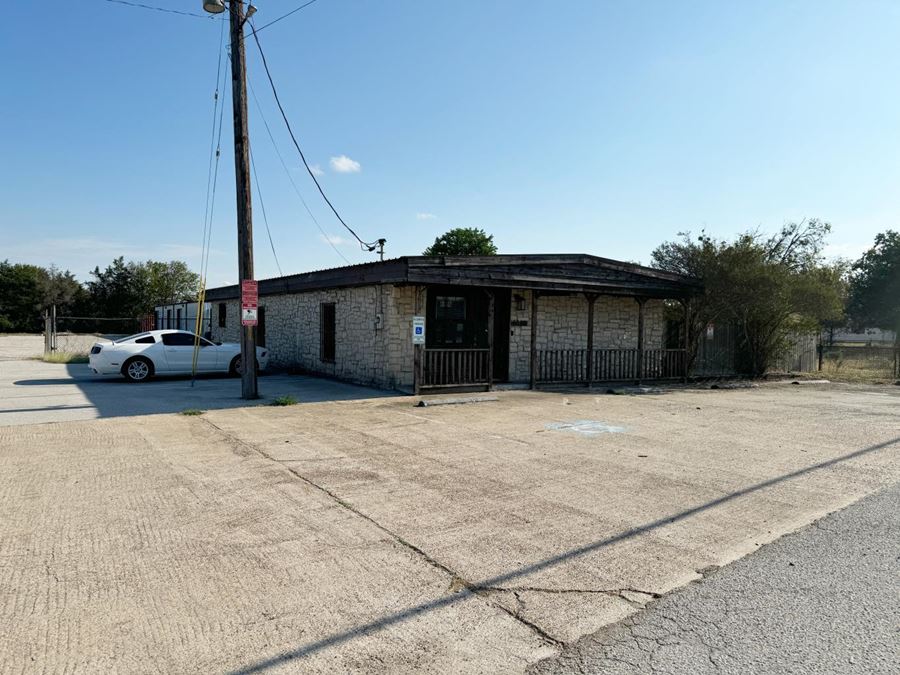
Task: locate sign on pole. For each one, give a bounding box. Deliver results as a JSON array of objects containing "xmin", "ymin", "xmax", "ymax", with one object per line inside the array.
[
  {"xmin": 241, "ymin": 279, "xmax": 258, "ymax": 327},
  {"xmin": 412, "ymin": 316, "xmax": 426, "ymax": 344}
]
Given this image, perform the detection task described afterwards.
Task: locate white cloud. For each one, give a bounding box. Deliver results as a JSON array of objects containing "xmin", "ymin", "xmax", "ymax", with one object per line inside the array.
[
  {"xmin": 329, "ymin": 155, "xmax": 361, "ymax": 173},
  {"xmin": 309, "ymin": 164, "xmax": 324, "ymax": 176},
  {"xmin": 319, "ymin": 233, "xmax": 351, "ymax": 246},
  {"xmin": 416, "ymin": 212, "xmax": 437, "ymax": 220}
]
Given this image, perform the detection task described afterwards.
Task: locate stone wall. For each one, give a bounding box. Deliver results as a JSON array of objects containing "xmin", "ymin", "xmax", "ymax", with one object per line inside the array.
[
  {"xmin": 210, "ymin": 284, "xmax": 669, "ymax": 388},
  {"xmin": 209, "ymin": 284, "xmax": 417, "ymax": 392},
  {"xmin": 507, "ymin": 290, "xmax": 666, "ymax": 382}
]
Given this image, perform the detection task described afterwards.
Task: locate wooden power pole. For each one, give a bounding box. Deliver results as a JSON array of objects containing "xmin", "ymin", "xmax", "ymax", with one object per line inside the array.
[{"xmin": 228, "ymin": 0, "xmax": 258, "ymax": 399}]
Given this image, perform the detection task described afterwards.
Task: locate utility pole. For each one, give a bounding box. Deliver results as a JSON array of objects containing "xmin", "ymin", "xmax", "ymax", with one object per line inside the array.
[{"xmin": 226, "ymin": 0, "xmax": 258, "ymax": 399}]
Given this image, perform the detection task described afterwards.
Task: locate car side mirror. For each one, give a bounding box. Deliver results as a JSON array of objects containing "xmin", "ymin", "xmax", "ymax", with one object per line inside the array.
[{"xmin": 216, "ymin": 341, "xmax": 222, "ymax": 346}]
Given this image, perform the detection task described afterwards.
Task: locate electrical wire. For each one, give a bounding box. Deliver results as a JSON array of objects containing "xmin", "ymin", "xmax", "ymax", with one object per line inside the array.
[
  {"xmin": 249, "ymin": 148, "xmax": 284, "ymax": 277},
  {"xmin": 248, "ymin": 19, "xmax": 381, "ymax": 253},
  {"xmin": 101, "ymin": 0, "xmax": 217, "ymax": 20},
  {"xmin": 247, "ymin": 80, "xmax": 351, "ymax": 265},
  {"xmin": 199, "ymin": 18, "xmax": 228, "ymax": 288},
  {"xmin": 193, "ymin": 23, "xmax": 229, "ymax": 384},
  {"xmin": 249, "ymin": 0, "xmax": 321, "ymax": 35}
]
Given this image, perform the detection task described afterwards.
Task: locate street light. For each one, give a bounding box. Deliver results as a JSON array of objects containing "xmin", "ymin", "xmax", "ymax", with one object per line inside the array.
[{"xmin": 202, "ymin": 0, "xmax": 225, "ymax": 14}]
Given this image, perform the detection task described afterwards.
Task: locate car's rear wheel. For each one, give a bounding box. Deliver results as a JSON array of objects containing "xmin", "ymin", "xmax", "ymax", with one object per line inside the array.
[
  {"xmin": 229, "ymin": 355, "xmax": 260, "ymax": 376},
  {"xmin": 123, "ymin": 357, "xmax": 153, "ymax": 383}
]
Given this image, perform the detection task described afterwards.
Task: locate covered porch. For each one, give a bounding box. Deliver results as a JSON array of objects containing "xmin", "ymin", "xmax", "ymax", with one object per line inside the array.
[{"xmin": 407, "ymin": 255, "xmax": 699, "ymax": 393}]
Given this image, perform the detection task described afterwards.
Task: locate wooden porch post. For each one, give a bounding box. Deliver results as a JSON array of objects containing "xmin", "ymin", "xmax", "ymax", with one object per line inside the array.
[
  {"xmin": 486, "ymin": 290, "xmax": 495, "ymax": 391},
  {"xmin": 413, "ymin": 285, "xmax": 423, "ymax": 395},
  {"xmin": 636, "ymin": 297, "xmax": 646, "ymax": 384},
  {"xmin": 530, "ymin": 290, "xmax": 540, "ymax": 389},
  {"xmin": 585, "ymin": 293, "xmax": 597, "ymax": 387}
]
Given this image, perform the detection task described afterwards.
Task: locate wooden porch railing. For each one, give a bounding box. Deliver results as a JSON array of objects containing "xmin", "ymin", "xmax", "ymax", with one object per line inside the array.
[
  {"xmin": 536, "ymin": 348, "xmax": 687, "ymax": 383},
  {"xmin": 421, "ymin": 348, "xmax": 491, "ymax": 387}
]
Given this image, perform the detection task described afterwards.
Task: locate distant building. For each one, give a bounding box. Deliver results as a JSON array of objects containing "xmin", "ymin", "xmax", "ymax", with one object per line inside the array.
[
  {"xmin": 205, "ymin": 255, "xmax": 701, "ymax": 393},
  {"xmin": 828, "ymin": 326, "xmax": 896, "ymax": 345},
  {"xmin": 153, "ymin": 302, "xmax": 212, "ymax": 337}
]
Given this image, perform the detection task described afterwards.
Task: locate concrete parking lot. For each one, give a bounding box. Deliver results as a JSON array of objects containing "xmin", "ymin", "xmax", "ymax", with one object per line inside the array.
[
  {"xmin": 1, "ymin": 353, "xmax": 899, "ymax": 673},
  {"xmin": 0, "ymin": 349, "xmax": 393, "ymax": 426}
]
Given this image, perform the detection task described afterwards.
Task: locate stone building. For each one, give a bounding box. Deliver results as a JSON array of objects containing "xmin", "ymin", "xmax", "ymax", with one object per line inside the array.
[{"xmin": 205, "ymin": 255, "xmax": 700, "ymax": 393}]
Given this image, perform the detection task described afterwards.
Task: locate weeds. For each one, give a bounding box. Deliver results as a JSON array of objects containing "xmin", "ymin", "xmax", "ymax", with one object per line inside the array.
[
  {"xmin": 181, "ymin": 409, "xmax": 204, "ymax": 416},
  {"xmin": 270, "ymin": 395, "xmax": 298, "ymax": 407}
]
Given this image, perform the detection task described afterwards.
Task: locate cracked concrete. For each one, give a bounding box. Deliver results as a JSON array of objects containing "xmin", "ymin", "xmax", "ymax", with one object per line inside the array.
[
  {"xmin": 1, "ymin": 382, "xmax": 900, "ymax": 671},
  {"xmin": 529, "ymin": 481, "xmax": 900, "ymax": 674}
]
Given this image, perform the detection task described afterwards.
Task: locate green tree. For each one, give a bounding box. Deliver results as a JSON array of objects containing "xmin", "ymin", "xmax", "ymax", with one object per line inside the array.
[
  {"xmin": 423, "ymin": 228, "xmax": 498, "ymax": 256},
  {"xmin": 86, "ymin": 258, "xmax": 200, "ymax": 318},
  {"xmin": 847, "ymin": 230, "xmax": 900, "ymax": 337},
  {"xmin": 0, "ymin": 261, "xmax": 85, "ymax": 332},
  {"xmin": 652, "ymin": 220, "xmax": 844, "ymax": 376}
]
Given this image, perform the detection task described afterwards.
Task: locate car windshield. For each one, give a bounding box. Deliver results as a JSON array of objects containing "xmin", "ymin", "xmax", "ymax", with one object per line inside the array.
[{"xmin": 115, "ymin": 332, "xmax": 152, "ymax": 344}]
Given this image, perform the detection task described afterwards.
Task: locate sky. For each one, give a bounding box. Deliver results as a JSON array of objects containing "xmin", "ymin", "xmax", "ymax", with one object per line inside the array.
[{"xmin": 2, "ymin": 0, "xmax": 899, "ymax": 286}]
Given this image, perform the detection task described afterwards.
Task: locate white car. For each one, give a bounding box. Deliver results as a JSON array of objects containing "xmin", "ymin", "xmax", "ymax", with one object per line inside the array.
[{"xmin": 89, "ymin": 330, "xmax": 269, "ymax": 383}]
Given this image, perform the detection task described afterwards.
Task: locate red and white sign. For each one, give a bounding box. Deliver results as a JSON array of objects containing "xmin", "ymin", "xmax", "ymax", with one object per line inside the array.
[{"xmin": 241, "ymin": 279, "xmax": 258, "ymax": 326}]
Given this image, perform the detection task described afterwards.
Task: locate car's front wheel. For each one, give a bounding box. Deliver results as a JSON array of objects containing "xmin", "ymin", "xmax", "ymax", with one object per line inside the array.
[{"xmin": 123, "ymin": 357, "xmax": 153, "ymax": 383}]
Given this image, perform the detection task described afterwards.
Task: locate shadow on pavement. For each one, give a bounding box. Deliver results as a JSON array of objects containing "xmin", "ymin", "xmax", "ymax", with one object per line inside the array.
[
  {"xmin": 228, "ymin": 435, "xmax": 900, "ymax": 674},
  {"xmin": 2, "ymin": 362, "xmax": 396, "ymax": 423}
]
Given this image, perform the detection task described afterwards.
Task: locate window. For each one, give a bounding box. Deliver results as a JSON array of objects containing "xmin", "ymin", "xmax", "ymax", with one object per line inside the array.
[
  {"xmin": 176, "ymin": 309, "xmax": 182, "ymax": 330},
  {"xmin": 320, "ymin": 302, "xmax": 336, "ymax": 363},
  {"xmin": 218, "ymin": 303, "xmax": 227, "ymax": 328},
  {"xmin": 436, "ymin": 296, "xmax": 466, "ymax": 320},
  {"xmin": 166, "ymin": 310, "xmax": 172, "ymax": 328},
  {"xmin": 162, "ymin": 332, "xmax": 196, "ymax": 347},
  {"xmin": 135, "ymin": 335, "xmax": 156, "ymax": 344},
  {"xmin": 433, "ymin": 296, "xmax": 468, "ymax": 346}
]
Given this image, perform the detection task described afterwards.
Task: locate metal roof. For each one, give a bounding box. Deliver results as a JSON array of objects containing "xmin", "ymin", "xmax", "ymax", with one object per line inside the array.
[{"xmin": 204, "ymin": 254, "xmax": 701, "ymax": 301}]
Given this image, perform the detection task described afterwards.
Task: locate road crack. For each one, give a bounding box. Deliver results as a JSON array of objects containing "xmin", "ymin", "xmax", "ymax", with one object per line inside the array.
[{"xmin": 197, "ymin": 417, "xmax": 563, "ymax": 649}]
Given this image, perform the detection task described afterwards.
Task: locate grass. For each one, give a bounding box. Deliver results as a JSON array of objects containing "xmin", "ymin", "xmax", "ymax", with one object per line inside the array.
[
  {"xmin": 40, "ymin": 352, "xmax": 88, "ymax": 364},
  {"xmin": 819, "ymin": 358, "xmax": 897, "ymax": 384},
  {"xmin": 270, "ymin": 395, "xmax": 299, "ymax": 407},
  {"xmin": 180, "ymin": 408, "xmax": 205, "ymax": 416}
]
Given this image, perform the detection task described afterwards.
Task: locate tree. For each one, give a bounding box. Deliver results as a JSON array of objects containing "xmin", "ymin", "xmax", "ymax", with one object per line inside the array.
[
  {"xmin": 652, "ymin": 220, "xmax": 844, "ymax": 376},
  {"xmin": 847, "ymin": 230, "xmax": 900, "ymax": 338},
  {"xmin": 0, "ymin": 261, "xmax": 84, "ymax": 332},
  {"xmin": 139, "ymin": 260, "xmax": 201, "ymax": 308},
  {"xmin": 86, "ymin": 258, "xmax": 200, "ymax": 318},
  {"xmin": 423, "ymin": 228, "xmax": 498, "ymax": 256}
]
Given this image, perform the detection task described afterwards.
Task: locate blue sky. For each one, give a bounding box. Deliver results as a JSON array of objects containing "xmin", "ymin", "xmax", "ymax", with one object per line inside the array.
[{"xmin": 2, "ymin": 1, "xmax": 899, "ymax": 285}]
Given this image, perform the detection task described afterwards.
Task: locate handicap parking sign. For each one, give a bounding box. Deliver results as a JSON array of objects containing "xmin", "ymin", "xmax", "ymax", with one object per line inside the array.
[{"xmin": 412, "ymin": 316, "xmax": 426, "ymax": 344}]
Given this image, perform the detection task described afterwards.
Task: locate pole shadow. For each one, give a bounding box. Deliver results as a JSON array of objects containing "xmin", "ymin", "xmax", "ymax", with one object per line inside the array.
[{"xmin": 230, "ymin": 435, "xmax": 900, "ymax": 674}]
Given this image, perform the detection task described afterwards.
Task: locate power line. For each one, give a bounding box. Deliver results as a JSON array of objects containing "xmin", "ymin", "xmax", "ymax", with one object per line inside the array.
[
  {"xmin": 248, "ymin": 20, "xmax": 381, "ymax": 253},
  {"xmin": 101, "ymin": 0, "xmax": 217, "ymax": 20},
  {"xmin": 250, "ymin": 0, "xmax": 322, "ymax": 35},
  {"xmin": 249, "ymin": 148, "xmax": 284, "ymax": 277},
  {"xmin": 247, "ymin": 80, "xmax": 351, "ymax": 265},
  {"xmin": 200, "ymin": 18, "xmax": 228, "ymax": 286}
]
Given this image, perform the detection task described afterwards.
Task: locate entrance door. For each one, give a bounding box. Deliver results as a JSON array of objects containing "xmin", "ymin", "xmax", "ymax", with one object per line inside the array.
[{"xmin": 492, "ymin": 290, "xmax": 511, "ymax": 382}]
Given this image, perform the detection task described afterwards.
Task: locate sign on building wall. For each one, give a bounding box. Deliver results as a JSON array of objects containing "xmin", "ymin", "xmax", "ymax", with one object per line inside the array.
[
  {"xmin": 412, "ymin": 316, "xmax": 426, "ymax": 344},
  {"xmin": 241, "ymin": 280, "xmax": 258, "ymax": 327}
]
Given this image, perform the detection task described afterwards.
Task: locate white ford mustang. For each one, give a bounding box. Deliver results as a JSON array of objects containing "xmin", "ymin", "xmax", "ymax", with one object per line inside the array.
[{"xmin": 89, "ymin": 330, "xmax": 269, "ymax": 382}]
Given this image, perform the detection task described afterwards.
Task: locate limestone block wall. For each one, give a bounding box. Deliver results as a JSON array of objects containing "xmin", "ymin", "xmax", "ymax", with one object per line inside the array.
[
  {"xmin": 506, "ymin": 290, "xmax": 666, "ymax": 382},
  {"xmin": 209, "ymin": 284, "xmax": 417, "ymax": 392}
]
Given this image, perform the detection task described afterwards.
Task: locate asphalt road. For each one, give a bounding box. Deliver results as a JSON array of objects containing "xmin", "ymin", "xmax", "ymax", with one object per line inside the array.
[{"xmin": 529, "ymin": 480, "xmax": 900, "ymax": 675}]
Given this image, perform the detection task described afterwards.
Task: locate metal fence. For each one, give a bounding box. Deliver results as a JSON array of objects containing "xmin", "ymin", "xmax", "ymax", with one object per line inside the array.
[
  {"xmin": 770, "ymin": 333, "xmax": 820, "ymax": 373},
  {"xmin": 43, "ymin": 311, "xmax": 213, "ymax": 355},
  {"xmin": 819, "ymin": 344, "xmax": 899, "ymax": 381}
]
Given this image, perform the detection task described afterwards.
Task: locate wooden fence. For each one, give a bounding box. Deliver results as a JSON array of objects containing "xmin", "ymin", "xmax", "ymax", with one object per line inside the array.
[
  {"xmin": 537, "ymin": 348, "xmax": 687, "ymax": 384},
  {"xmin": 420, "ymin": 348, "xmax": 491, "ymax": 388}
]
